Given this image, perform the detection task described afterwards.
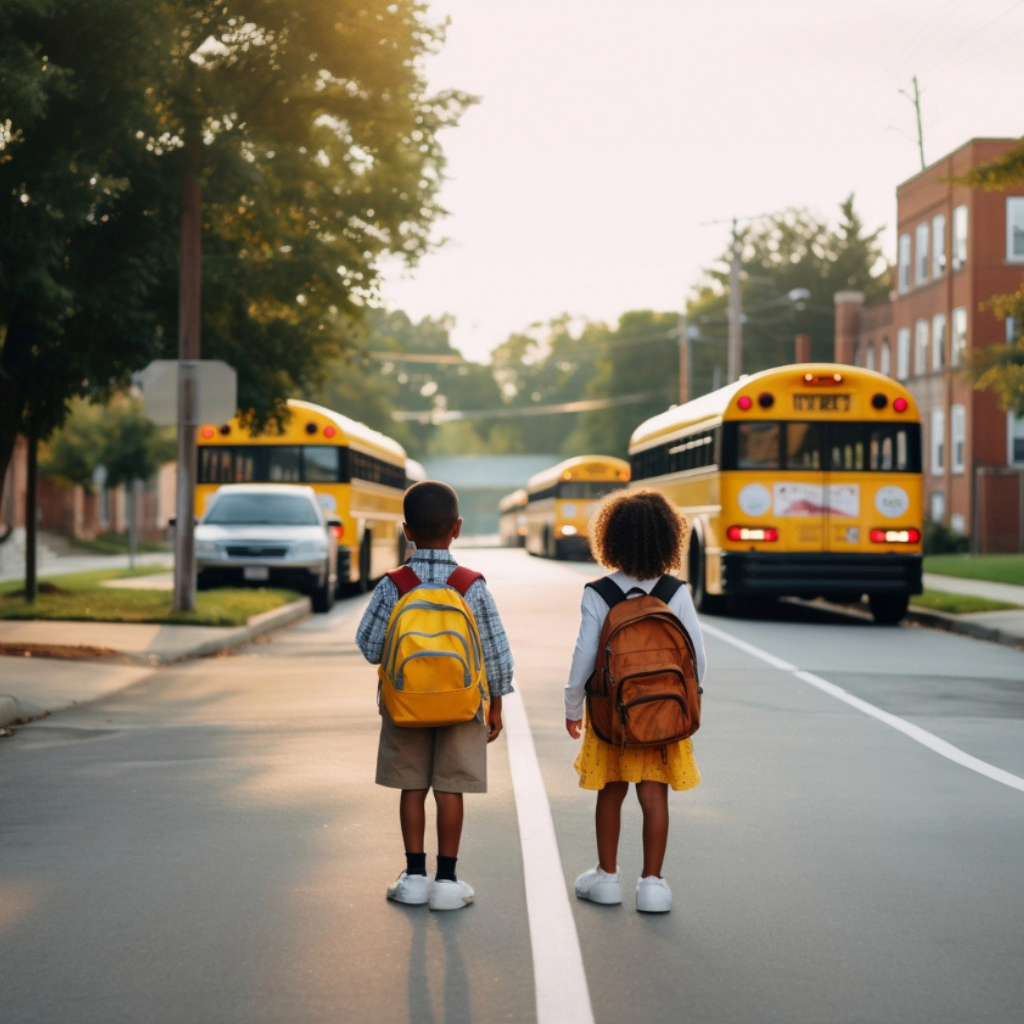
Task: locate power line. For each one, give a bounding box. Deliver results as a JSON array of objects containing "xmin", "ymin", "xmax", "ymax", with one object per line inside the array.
[{"xmin": 391, "ymin": 390, "xmax": 671, "ymax": 424}]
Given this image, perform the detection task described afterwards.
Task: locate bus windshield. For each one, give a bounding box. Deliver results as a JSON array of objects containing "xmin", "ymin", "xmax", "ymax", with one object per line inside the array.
[
  {"xmin": 724, "ymin": 421, "xmax": 921, "ymax": 473},
  {"xmin": 557, "ymin": 480, "xmax": 626, "ymax": 499}
]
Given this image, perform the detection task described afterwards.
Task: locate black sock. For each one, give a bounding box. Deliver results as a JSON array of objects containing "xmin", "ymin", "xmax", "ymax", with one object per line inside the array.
[
  {"xmin": 436, "ymin": 855, "xmax": 458, "ymax": 882},
  {"xmin": 406, "ymin": 852, "xmax": 427, "ymax": 876}
]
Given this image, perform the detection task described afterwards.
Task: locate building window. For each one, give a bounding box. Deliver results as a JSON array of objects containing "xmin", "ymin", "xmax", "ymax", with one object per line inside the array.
[
  {"xmin": 1008, "ymin": 316, "xmax": 1018, "ymax": 343},
  {"xmin": 1010, "ymin": 413, "xmax": 1024, "ymax": 465},
  {"xmin": 930, "ymin": 491, "xmax": 945, "ymax": 523},
  {"xmin": 932, "ymin": 313, "xmax": 947, "ymax": 370},
  {"xmin": 932, "ymin": 213, "xmax": 946, "ymax": 277},
  {"xmin": 916, "ymin": 222, "xmax": 929, "ymax": 284},
  {"xmin": 915, "ymin": 318, "xmax": 929, "ymax": 375},
  {"xmin": 951, "ymin": 405, "xmax": 965, "ymax": 473},
  {"xmin": 931, "ymin": 409, "xmax": 945, "ymax": 474},
  {"xmin": 897, "ymin": 327, "xmax": 911, "ymax": 379},
  {"xmin": 952, "ymin": 205, "xmax": 968, "ymax": 271},
  {"xmin": 880, "ymin": 338, "xmax": 891, "ymax": 377},
  {"xmin": 952, "ymin": 307, "xmax": 968, "ymax": 366},
  {"xmin": 866, "ymin": 341, "xmax": 875, "ymax": 371},
  {"xmin": 898, "ymin": 233, "xmax": 912, "ymax": 292},
  {"xmin": 1008, "ymin": 197, "xmax": 1024, "ymax": 262}
]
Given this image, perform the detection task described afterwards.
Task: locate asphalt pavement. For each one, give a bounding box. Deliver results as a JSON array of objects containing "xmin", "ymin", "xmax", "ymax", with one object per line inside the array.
[{"xmin": 1, "ymin": 540, "xmax": 1022, "ymax": 730}]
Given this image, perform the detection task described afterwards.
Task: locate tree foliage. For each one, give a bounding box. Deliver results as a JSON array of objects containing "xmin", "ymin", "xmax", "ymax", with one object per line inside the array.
[
  {"xmin": 41, "ymin": 396, "xmax": 176, "ymax": 490},
  {"xmin": 0, "ymin": 0, "xmax": 471, "ymax": 513}
]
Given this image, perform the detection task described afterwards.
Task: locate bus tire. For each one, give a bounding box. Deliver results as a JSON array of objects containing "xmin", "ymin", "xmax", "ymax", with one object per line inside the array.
[
  {"xmin": 357, "ymin": 532, "xmax": 373, "ymax": 592},
  {"xmin": 868, "ymin": 593, "xmax": 908, "ymax": 625},
  {"xmin": 689, "ymin": 533, "xmax": 724, "ymax": 615},
  {"xmin": 543, "ymin": 528, "xmax": 555, "ymax": 559}
]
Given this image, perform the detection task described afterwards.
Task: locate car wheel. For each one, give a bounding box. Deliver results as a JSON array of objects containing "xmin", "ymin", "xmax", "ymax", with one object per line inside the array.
[{"xmin": 311, "ymin": 560, "xmax": 336, "ymax": 613}]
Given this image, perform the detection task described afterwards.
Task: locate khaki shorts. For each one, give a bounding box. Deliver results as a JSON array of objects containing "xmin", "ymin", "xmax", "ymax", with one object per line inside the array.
[{"xmin": 376, "ymin": 707, "xmax": 488, "ymax": 793}]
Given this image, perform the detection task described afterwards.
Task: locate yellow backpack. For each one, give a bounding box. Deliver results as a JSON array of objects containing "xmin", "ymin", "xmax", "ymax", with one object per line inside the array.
[{"xmin": 378, "ymin": 566, "xmax": 489, "ymax": 728}]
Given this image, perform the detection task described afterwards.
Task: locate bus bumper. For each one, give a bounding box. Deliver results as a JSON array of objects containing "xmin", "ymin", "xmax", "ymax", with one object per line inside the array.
[{"xmin": 719, "ymin": 552, "xmax": 922, "ymax": 599}]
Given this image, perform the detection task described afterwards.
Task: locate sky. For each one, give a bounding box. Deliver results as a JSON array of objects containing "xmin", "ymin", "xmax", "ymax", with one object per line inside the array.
[{"xmin": 378, "ymin": 0, "xmax": 1024, "ymax": 364}]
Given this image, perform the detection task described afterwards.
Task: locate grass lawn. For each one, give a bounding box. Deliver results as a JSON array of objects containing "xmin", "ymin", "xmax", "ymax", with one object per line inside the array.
[
  {"xmin": 0, "ymin": 568, "xmax": 300, "ymax": 626},
  {"xmin": 911, "ymin": 590, "xmax": 1020, "ymax": 614},
  {"xmin": 923, "ymin": 553, "xmax": 1024, "ymax": 588}
]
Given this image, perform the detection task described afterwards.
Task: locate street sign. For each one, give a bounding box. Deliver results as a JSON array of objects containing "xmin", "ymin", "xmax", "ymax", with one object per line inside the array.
[{"xmin": 139, "ymin": 360, "xmax": 237, "ymax": 426}]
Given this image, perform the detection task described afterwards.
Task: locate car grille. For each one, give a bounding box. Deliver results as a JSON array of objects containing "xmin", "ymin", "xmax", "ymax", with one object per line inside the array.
[{"xmin": 225, "ymin": 545, "xmax": 289, "ymax": 558}]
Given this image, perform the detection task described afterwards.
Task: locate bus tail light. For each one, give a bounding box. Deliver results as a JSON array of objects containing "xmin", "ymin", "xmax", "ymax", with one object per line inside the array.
[
  {"xmin": 869, "ymin": 527, "xmax": 921, "ymax": 544},
  {"xmin": 560, "ymin": 524, "xmax": 579, "ymax": 537},
  {"xmin": 727, "ymin": 525, "xmax": 779, "ymax": 542}
]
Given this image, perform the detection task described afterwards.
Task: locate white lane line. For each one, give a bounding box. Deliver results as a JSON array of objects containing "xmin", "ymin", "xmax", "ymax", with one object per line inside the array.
[
  {"xmin": 701, "ymin": 621, "xmax": 1024, "ymax": 794},
  {"xmin": 504, "ymin": 693, "xmax": 595, "ymax": 1024}
]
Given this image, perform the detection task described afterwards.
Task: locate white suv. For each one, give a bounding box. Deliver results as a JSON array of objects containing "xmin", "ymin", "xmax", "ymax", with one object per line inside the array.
[{"xmin": 195, "ymin": 484, "xmax": 338, "ymax": 612}]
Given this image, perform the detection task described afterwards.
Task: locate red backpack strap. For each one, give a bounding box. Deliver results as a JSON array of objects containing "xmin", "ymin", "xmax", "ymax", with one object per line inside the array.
[
  {"xmin": 386, "ymin": 566, "xmax": 421, "ymax": 596},
  {"xmin": 446, "ymin": 566, "xmax": 483, "ymax": 596}
]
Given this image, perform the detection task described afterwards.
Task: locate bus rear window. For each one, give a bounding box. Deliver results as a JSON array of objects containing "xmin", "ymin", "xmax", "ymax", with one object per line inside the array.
[
  {"xmin": 558, "ymin": 481, "xmax": 627, "ymax": 499},
  {"xmin": 723, "ymin": 422, "xmax": 921, "ymax": 472}
]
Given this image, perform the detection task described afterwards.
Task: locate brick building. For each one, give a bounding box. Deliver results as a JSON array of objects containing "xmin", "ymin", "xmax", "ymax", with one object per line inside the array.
[{"xmin": 835, "ymin": 138, "xmax": 1024, "ymax": 552}]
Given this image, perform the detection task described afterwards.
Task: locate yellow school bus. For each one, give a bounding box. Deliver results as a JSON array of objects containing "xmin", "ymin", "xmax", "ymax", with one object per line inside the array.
[
  {"xmin": 498, "ymin": 488, "xmax": 528, "ymax": 547},
  {"xmin": 628, "ymin": 364, "xmax": 923, "ymax": 623},
  {"xmin": 524, "ymin": 456, "xmax": 631, "ymax": 559},
  {"xmin": 196, "ymin": 399, "xmax": 408, "ymax": 590}
]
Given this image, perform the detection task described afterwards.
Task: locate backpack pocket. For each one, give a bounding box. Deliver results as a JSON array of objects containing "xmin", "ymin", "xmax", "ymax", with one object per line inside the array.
[{"xmin": 617, "ymin": 670, "xmax": 698, "ymax": 746}]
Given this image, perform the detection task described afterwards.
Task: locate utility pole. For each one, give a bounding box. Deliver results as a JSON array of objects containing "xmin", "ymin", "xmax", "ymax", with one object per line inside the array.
[
  {"xmin": 727, "ymin": 219, "xmax": 743, "ymax": 382},
  {"xmin": 900, "ymin": 75, "xmax": 925, "ymax": 171},
  {"xmin": 677, "ymin": 312, "xmax": 689, "ymax": 404},
  {"xmin": 173, "ymin": 106, "xmax": 202, "ymax": 613}
]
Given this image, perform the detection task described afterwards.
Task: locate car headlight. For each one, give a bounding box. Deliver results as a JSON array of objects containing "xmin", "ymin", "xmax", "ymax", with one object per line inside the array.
[{"xmin": 194, "ymin": 539, "xmax": 219, "ymax": 556}]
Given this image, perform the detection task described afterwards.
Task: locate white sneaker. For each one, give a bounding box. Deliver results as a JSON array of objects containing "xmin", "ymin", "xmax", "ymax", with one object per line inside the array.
[
  {"xmin": 575, "ymin": 866, "xmax": 622, "ymax": 905},
  {"xmin": 429, "ymin": 878, "xmax": 475, "ymax": 911},
  {"xmin": 636, "ymin": 875, "xmax": 672, "ymax": 913},
  {"xmin": 386, "ymin": 871, "xmax": 429, "ymax": 905}
]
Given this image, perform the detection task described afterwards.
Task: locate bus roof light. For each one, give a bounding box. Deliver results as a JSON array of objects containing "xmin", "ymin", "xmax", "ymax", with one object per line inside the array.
[
  {"xmin": 893, "ymin": 397, "xmax": 909, "ymax": 413},
  {"xmin": 323, "ymin": 425, "xmax": 337, "ymax": 438},
  {"xmin": 201, "ymin": 426, "xmax": 215, "ymax": 439},
  {"xmin": 219, "ymin": 424, "xmax": 232, "ymax": 436},
  {"xmin": 737, "ymin": 395, "xmax": 753, "ymax": 411},
  {"xmin": 872, "ymin": 393, "xmax": 888, "ymax": 410},
  {"xmin": 758, "ymin": 392, "xmax": 774, "ymax": 409},
  {"xmin": 305, "ymin": 422, "xmax": 318, "ymax": 434}
]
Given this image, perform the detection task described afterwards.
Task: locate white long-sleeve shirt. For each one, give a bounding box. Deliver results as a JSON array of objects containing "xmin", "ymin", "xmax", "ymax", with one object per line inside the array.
[{"xmin": 563, "ymin": 572, "xmax": 708, "ymax": 721}]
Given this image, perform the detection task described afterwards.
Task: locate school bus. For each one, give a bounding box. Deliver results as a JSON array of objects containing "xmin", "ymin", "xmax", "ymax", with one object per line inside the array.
[
  {"xmin": 196, "ymin": 399, "xmax": 408, "ymax": 590},
  {"xmin": 628, "ymin": 364, "xmax": 923, "ymax": 623},
  {"xmin": 498, "ymin": 488, "xmax": 528, "ymax": 547},
  {"xmin": 524, "ymin": 456, "xmax": 631, "ymax": 559}
]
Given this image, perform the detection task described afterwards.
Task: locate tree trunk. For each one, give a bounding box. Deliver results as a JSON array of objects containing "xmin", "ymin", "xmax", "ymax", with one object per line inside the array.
[{"xmin": 25, "ymin": 433, "xmax": 38, "ymax": 603}]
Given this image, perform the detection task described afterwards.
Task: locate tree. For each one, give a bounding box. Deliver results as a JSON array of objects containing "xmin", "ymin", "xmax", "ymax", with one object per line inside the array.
[
  {"xmin": 955, "ymin": 139, "xmax": 1024, "ymax": 414},
  {"xmin": 1, "ymin": 0, "xmax": 472, "ymax": 518}
]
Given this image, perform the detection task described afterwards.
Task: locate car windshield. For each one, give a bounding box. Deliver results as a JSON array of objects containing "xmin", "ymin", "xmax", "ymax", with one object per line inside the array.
[{"xmin": 204, "ymin": 493, "xmax": 320, "ymax": 526}]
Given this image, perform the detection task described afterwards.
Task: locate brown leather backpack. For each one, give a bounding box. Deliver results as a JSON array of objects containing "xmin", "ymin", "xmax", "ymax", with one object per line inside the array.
[{"xmin": 584, "ymin": 576, "xmax": 702, "ymax": 748}]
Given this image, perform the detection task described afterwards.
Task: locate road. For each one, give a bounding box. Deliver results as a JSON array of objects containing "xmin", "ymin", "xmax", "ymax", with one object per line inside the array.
[{"xmin": 1, "ymin": 548, "xmax": 1023, "ymax": 1024}]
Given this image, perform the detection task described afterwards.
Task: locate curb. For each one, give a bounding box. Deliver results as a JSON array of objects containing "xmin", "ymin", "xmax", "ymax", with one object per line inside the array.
[
  {"xmin": 0, "ymin": 598, "xmax": 312, "ymax": 729},
  {"xmin": 904, "ymin": 607, "xmax": 1024, "ymax": 652}
]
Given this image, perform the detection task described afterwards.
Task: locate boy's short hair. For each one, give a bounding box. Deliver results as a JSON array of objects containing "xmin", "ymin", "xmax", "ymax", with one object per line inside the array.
[
  {"xmin": 589, "ymin": 488, "xmax": 688, "ymax": 579},
  {"xmin": 404, "ymin": 480, "xmax": 460, "ymax": 541}
]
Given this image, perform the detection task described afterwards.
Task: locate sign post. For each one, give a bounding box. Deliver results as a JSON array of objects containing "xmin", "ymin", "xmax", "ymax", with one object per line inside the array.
[{"xmin": 139, "ymin": 359, "xmax": 236, "ymax": 611}]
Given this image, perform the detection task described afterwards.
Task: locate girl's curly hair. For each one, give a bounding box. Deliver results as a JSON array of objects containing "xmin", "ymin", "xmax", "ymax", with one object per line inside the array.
[{"xmin": 589, "ymin": 488, "xmax": 688, "ymax": 579}]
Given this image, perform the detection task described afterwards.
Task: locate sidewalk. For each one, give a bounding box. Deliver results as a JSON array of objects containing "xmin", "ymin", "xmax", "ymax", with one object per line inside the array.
[{"xmin": 0, "ymin": 597, "xmax": 311, "ymax": 729}]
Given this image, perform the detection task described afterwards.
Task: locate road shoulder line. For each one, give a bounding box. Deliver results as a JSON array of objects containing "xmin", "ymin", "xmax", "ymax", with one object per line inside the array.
[{"xmin": 701, "ymin": 621, "xmax": 1024, "ymax": 794}]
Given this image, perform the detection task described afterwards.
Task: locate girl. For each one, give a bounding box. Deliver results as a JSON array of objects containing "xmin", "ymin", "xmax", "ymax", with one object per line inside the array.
[{"xmin": 564, "ymin": 489, "xmax": 707, "ymax": 913}]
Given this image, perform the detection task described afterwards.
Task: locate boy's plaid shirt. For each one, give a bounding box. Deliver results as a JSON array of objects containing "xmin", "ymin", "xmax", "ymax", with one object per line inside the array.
[{"xmin": 355, "ymin": 549, "xmax": 515, "ymax": 697}]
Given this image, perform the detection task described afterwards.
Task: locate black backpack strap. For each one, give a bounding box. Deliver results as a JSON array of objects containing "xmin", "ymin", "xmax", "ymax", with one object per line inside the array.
[
  {"xmin": 585, "ymin": 576, "xmax": 627, "ymax": 609},
  {"xmin": 650, "ymin": 575, "xmax": 685, "ymax": 604}
]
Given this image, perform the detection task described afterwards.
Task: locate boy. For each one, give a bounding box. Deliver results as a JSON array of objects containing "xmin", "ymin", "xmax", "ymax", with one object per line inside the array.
[{"xmin": 355, "ymin": 480, "xmax": 514, "ymax": 911}]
